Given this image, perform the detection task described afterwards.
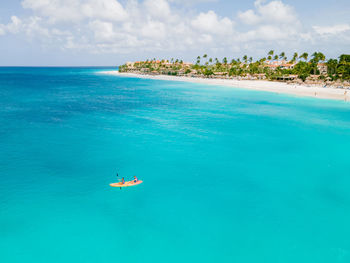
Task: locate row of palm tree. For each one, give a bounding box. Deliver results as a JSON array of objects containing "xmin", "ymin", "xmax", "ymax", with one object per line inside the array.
[
  {"xmin": 196, "ymin": 51, "xmax": 327, "ymax": 66},
  {"xmin": 120, "ymin": 53, "xmax": 350, "ymax": 81}
]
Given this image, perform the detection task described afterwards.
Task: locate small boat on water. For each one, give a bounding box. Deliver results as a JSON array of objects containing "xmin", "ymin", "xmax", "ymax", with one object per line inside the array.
[{"xmin": 110, "ymin": 180, "xmax": 143, "ymax": 188}]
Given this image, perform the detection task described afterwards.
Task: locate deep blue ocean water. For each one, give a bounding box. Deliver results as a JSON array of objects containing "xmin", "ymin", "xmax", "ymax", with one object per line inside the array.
[{"xmin": 1, "ymin": 67, "xmax": 350, "ymax": 262}]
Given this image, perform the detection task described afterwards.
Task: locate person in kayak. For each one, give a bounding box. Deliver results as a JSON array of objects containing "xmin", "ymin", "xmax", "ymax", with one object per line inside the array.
[
  {"xmin": 121, "ymin": 177, "xmax": 125, "ymax": 184},
  {"xmin": 133, "ymin": 176, "xmax": 138, "ymax": 183}
]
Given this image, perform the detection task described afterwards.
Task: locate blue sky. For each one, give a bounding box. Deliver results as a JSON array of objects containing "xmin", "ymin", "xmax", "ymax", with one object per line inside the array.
[{"xmin": 0, "ymin": 0, "xmax": 349, "ymax": 66}]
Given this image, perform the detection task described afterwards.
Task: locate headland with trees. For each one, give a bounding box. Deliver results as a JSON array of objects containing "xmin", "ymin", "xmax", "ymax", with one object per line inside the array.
[{"xmin": 119, "ymin": 51, "xmax": 350, "ymax": 88}]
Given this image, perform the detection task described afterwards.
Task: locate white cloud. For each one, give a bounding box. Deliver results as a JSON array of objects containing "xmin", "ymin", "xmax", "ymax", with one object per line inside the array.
[
  {"xmin": 191, "ymin": 11, "xmax": 234, "ymax": 35},
  {"xmin": 236, "ymin": 0, "xmax": 301, "ymax": 45},
  {"xmin": 239, "ymin": 24, "xmax": 292, "ymax": 42},
  {"xmin": 0, "ymin": 16, "xmax": 24, "ymax": 35},
  {"xmin": 21, "ymin": 0, "xmax": 83, "ymax": 23},
  {"xmin": 0, "ymin": 26, "xmax": 5, "ymax": 36},
  {"xmin": 6, "ymin": 16, "xmax": 23, "ymax": 34},
  {"xmin": 239, "ymin": 0, "xmax": 297, "ymax": 25},
  {"xmin": 0, "ymin": 0, "xmax": 347, "ymax": 58},
  {"xmin": 141, "ymin": 20, "xmax": 166, "ymax": 39},
  {"xmin": 24, "ymin": 16, "xmax": 50, "ymax": 38},
  {"xmin": 144, "ymin": 0, "xmax": 171, "ymax": 20},
  {"xmin": 255, "ymin": 0, "xmax": 297, "ymax": 24},
  {"xmin": 89, "ymin": 20, "xmax": 115, "ymax": 42},
  {"xmin": 170, "ymin": 0, "xmax": 217, "ymax": 4},
  {"xmin": 198, "ymin": 34, "xmax": 213, "ymax": 43},
  {"xmin": 22, "ymin": 0, "xmax": 128, "ymax": 23},
  {"xmin": 313, "ymin": 24, "xmax": 350, "ymax": 36},
  {"xmin": 257, "ymin": 25, "xmax": 287, "ymax": 40},
  {"xmin": 238, "ymin": 9, "xmax": 260, "ymax": 25},
  {"xmin": 82, "ymin": 0, "xmax": 128, "ymax": 22}
]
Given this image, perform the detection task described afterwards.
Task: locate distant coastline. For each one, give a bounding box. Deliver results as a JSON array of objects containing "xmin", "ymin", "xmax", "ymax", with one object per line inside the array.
[{"xmin": 101, "ymin": 70, "xmax": 349, "ymax": 101}]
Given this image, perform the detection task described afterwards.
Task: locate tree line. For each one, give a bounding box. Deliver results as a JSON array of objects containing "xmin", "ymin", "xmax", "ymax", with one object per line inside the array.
[
  {"xmin": 193, "ymin": 51, "xmax": 349, "ymax": 81},
  {"xmin": 120, "ymin": 51, "xmax": 350, "ymax": 81}
]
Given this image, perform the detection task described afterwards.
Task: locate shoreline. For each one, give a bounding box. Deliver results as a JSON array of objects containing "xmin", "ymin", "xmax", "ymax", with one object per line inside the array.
[{"xmin": 101, "ymin": 71, "xmax": 349, "ymax": 101}]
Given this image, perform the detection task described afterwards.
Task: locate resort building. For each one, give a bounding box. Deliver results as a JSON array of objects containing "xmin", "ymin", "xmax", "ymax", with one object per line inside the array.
[{"xmin": 317, "ymin": 63, "xmax": 328, "ymax": 75}]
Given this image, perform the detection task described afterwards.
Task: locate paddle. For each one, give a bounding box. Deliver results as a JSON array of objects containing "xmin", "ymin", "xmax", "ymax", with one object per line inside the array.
[{"xmin": 116, "ymin": 172, "xmax": 122, "ymax": 190}]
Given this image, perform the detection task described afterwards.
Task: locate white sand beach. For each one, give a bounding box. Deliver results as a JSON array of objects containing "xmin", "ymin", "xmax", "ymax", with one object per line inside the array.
[{"xmin": 101, "ymin": 71, "xmax": 349, "ymax": 101}]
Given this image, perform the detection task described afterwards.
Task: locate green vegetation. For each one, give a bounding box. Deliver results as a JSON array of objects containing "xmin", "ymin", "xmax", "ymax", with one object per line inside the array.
[{"xmin": 119, "ymin": 52, "xmax": 350, "ymax": 86}]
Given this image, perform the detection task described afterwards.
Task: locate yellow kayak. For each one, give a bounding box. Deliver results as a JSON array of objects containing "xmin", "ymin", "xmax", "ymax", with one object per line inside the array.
[{"xmin": 110, "ymin": 180, "xmax": 143, "ymax": 187}]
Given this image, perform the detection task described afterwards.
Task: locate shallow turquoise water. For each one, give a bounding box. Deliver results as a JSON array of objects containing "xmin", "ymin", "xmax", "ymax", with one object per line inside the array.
[{"xmin": 1, "ymin": 67, "xmax": 350, "ymax": 262}]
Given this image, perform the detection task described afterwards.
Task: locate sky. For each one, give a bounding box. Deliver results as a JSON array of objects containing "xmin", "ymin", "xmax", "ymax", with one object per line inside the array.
[{"xmin": 0, "ymin": 0, "xmax": 349, "ymax": 66}]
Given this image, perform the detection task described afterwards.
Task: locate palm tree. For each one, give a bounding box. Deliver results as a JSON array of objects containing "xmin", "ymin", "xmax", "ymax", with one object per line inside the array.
[
  {"xmin": 243, "ymin": 55, "xmax": 248, "ymax": 63},
  {"xmin": 311, "ymin": 52, "xmax": 318, "ymax": 61},
  {"xmin": 203, "ymin": 54, "xmax": 208, "ymax": 65},
  {"xmin": 326, "ymin": 59, "xmax": 338, "ymax": 75},
  {"xmin": 310, "ymin": 52, "xmax": 325, "ymax": 64},
  {"xmin": 196, "ymin": 56, "xmax": 201, "ymax": 65},
  {"xmin": 249, "ymin": 57, "xmax": 253, "ymax": 63},
  {"xmin": 293, "ymin": 52, "xmax": 298, "ymax": 61},
  {"xmin": 299, "ymin": 52, "xmax": 308, "ymax": 62},
  {"xmin": 310, "ymin": 52, "xmax": 320, "ymax": 74},
  {"xmin": 292, "ymin": 52, "xmax": 298, "ymax": 62},
  {"xmin": 274, "ymin": 55, "xmax": 279, "ymax": 61},
  {"xmin": 209, "ymin": 58, "xmax": 213, "ymax": 64},
  {"xmin": 268, "ymin": 50, "xmax": 274, "ymax": 56},
  {"xmin": 318, "ymin": 52, "xmax": 325, "ymax": 62},
  {"xmin": 223, "ymin": 57, "xmax": 228, "ymax": 64},
  {"xmin": 279, "ymin": 52, "xmax": 287, "ymax": 61},
  {"xmin": 260, "ymin": 57, "xmax": 266, "ymax": 63},
  {"xmin": 267, "ymin": 55, "xmax": 272, "ymax": 60}
]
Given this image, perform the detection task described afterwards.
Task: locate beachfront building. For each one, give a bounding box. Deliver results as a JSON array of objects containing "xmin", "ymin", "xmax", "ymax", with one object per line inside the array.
[
  {"xmin": 126, "ymin": 62, "xmax": 135, "ymax": 68},
  {"xmin": 264, "ymin": 60, "xmax": 296, "ymax": 70},
  {"xmin": 280, "ymin": 63, "xmax": 295, "ymax": 70},
  {"xmin": 317, "ymin": 63, "xmax": 328, "ymax": 75}
]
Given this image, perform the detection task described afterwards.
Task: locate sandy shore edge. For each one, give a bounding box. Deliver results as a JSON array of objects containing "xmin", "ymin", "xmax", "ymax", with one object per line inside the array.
[{"xmin": 100, "ymin": 70, "xmax": 349, "ymax": 101}]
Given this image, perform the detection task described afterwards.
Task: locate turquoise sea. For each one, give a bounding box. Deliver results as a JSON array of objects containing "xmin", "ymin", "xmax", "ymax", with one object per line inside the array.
[{"xmin": 1, "ymin": 67, "xmax": 350, "ymax": 262}]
